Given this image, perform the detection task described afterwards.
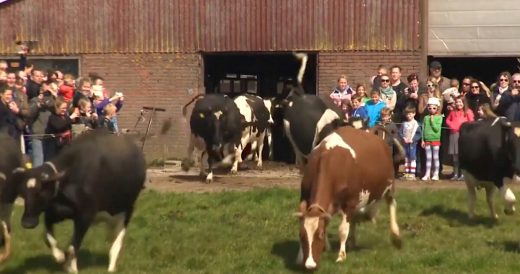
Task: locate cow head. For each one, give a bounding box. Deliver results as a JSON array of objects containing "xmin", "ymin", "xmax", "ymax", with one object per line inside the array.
[
  {"xmin": 295, "ymin": 201, "xmax": 331, "ymax": 269},
  {"xmin": 504, "ymin": 121, "xmax": 520, "ymax": 175},
  {"xmin": 13, "ymin": 163, "xmax": 65, "ymax": 229}
]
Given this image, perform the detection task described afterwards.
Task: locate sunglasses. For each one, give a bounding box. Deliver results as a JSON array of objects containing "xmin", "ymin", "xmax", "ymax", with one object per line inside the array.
[
  {"xmin": 514, "ymin": 80, "xmax": 520, "ymax": 83},
  {"xmin": 471, "ymin": 86, "xmax": 480, "ymax": 89},
  {"xmin": 381, "ymin": 79, "xmax": 390, "ymax": 82},
  {"xmin": 427, "ymin": 84, "xmax": 434, "ymax": 88},
  {"xmin": 500, "ymin": 78, "xmax": 509, "ymax": 82},
  {"xmin": 428, "ymin": 107, "xmax": 438, "ymax": 110},
  {"xmin": 462, "ymin": 82, "xmax": 470, "ymax": 86}
]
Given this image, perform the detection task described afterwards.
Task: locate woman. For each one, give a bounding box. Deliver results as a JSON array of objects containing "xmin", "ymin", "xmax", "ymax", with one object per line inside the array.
[
  {"xmin": 45, "ymin": 97, "xmax": 77, "ymax": 160},
  {"xmin": 492, "ymin": 71, "xmax": 512, "ymax": 109},
  {"xmin": 465, "ymin": 79, "xmax": 491, "ymax": 119},
  {"xmin": 418, "ymin": 77, "xmax": 443, "ymax": 121}
]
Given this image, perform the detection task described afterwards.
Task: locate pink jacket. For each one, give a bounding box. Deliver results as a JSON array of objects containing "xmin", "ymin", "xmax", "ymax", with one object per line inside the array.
[{"xmin": 446, "ymin": 109, "xmax": 474, "ymax": 133}]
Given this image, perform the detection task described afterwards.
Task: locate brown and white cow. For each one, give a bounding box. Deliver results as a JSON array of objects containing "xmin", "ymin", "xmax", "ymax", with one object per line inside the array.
[{"xmin": 295, "ymin": 126, "xmax": 402, "ymax": 270}]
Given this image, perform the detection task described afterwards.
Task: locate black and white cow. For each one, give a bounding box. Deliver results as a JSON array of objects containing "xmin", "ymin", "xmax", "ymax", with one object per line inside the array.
[
  {"xmin": 182, "ymin": 94, "xmax": 243, "ymax": 183},
  {"xmin": 459, "ymin": 117, "xmax": 519, "ymax": 220},
  {"xmin": 282, "ymin": 93, "xmax": 346, "ymax": 169},
  {"xmin": 0, "ymin": 135, "xmax": 24, "ymax": 262},
  {"xmin": 7, "ymin": 131, "xmax": 146, "ymax": 273},
  {"xmin": 233, "ymin": 94, "xmax": 273, "ymax": 170}
]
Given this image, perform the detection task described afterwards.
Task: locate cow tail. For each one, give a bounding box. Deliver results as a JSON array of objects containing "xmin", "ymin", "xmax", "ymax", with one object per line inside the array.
[
  {"xmin": 393, "ymin": 138, "xmax": 406, "ymax": 164},
  {"xmin": 182, "ymin": 94, "xmax": 205, "ymax": 118},
  {"xmin": 293, "ymin": 52, "xmax": 308, "ymax": 85}
]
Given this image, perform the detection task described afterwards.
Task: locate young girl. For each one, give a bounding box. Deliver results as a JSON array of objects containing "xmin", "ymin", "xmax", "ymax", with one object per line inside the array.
[
  {"xmin": 446, "ymin": 96, "xmax": 474, "ymax": 180},
  {"xmin": 421, "ymin": 97, "xmax": 443, "ymax": 181},
  {"xmin": 355, "ymin": 83, "xmax": 370, "ymax": 105},
  {"xmin": 399, "ymin": 106, "xmax": 421, "ymax": 180}
]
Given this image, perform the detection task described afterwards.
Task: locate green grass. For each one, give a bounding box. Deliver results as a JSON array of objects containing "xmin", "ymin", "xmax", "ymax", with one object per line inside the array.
[{"xmin": 2, "ymin": 188, "xmax": 520, "ymax": 273}]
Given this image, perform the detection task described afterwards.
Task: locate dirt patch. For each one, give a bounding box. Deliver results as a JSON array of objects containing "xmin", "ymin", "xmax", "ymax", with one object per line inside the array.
[{"xmin": 144, "ymin": 161, "xmax": 496, "ymax": 193}]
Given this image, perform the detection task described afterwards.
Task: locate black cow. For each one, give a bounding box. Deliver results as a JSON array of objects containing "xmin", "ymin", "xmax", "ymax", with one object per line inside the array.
[
  {"xmin": 282, "ymin": 93, "xmax": 346, "ymax": 169},
  {"xmin": 182, "ymin": 94, "xmax": 243, "ymax": 183},
  {"xmin": 233, "ymin": 94, "xmax": 273, "ymax": 169},
  {"xmin": 0, "ymin": 135, "xmax": 24, "ymax": 262},
  {"xmin": 7, "ymin": 131, "xmax": 146, "ymax": 273},
  {"xmin": 459, "ymin": 117, "xmax": 519, "ymax": 220}
]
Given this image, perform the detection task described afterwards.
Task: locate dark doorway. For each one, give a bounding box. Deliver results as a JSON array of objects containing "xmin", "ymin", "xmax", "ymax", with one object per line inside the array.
[
  {"xmin": 203, "ymin": 52, "xmax": 317, "ymax": 163},
  {"xmin": 428, "ymin": 56, "xmax": 520, "ymax": 87},
  {"xmin": 203, "ymin": 52, "xmax": 317, "ymax": 97}
]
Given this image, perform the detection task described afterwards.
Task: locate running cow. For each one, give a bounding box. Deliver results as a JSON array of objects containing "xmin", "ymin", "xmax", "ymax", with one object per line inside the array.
[
  {"xmin": 282, "ymin": 94, "xmax": 345, "ymax": 169},
  {"xmin": 295, "ymin": 127, "xmax": 402, "ymax": 270},
  {"xmin": 0, "ymin": 135, "xmax": 24, "ymax": 263},
  {"xmin": 7, "ymin": 131, "xmax": 146, "ymax": 273},
  {"xmin": 459, "ymin": 117, "xmax": 519, "ymax": 220},
  {"xmin": 233, "ymin": 94, "xmax": 272, "ymax": 169},
  {"xmin": 182, "ymin": 93, "xmax": 243, "ymax": 183}
]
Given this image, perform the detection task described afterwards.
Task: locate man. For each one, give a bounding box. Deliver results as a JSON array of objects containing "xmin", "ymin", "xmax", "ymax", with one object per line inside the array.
[
  {"xmin": 390, "ymin": 65, "xmax": 408, "ymax": 122},
  {"xmin": 28, "ymin": 82, "xmax": 57, "ymax": 167},
  {"xmin": 497, "ymin": 73, "xmax": 520, "ymax": 121},
  {"xmin": 25, "ymin": 69, "xmax": 44, "ymax": 100},
  {"xmin": 0, "ymin": 85, "xmax": 22, "ymax": 142},
  {"xmin": 429, "ymin": 61, "xmax": 450, "ymax": 92},
  {"xmin": 379, "ymin": 74, "xmax": 397, "ymax": 110}
]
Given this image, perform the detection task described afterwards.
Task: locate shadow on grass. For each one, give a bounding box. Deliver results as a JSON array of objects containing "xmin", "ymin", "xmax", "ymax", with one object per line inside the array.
[
  {"xmin": 420, "ymin": 205, "xmax": 497, "ymax": 228},
  {"xmin": 169, "ymin": 174, "xmax": 204, "ymax": 182},
  {"xmin": 271, "ymin": 240, "xmax": 302, "ymax": 272},
  {"xmin": 1, "ymin": 250, "xmax": 107, "ymax": 273}
]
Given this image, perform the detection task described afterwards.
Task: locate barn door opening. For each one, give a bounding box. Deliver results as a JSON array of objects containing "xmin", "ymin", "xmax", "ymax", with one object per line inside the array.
[
  {"xmin": 203, "ymin": 52, "xmax": 317, "ymax": 98},
  {"xmin": 203, "ymin": 52, "xmax": 317, "ymax": 163}
]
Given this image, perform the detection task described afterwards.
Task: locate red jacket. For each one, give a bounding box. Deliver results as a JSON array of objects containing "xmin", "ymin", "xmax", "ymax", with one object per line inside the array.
[
  {"xmin": 446, "ymin": 109, "xmax": 474, "ymax": 133},
  {"xmin": 58, "ymin": 84, "xmax": 75, "ymax": 102}
]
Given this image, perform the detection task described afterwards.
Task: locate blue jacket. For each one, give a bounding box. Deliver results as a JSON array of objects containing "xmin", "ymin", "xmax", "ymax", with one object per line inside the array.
[
  {"xmin": 350, "ymin": 106, "xmax": 368, "ymax": 119},
  {"xmin": 365, "ymin": 100, "xmax": 386, "ymax": 127}
]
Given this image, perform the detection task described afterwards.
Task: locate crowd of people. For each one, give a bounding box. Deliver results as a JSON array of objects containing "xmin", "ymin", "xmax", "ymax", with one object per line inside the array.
[
  {"xmin": 329, "ymin": 61, "xmax": 520, "ymax": 181},
  {"xmin": 0, "ymin": 48, "xmax": 125, "ymax": 168}
]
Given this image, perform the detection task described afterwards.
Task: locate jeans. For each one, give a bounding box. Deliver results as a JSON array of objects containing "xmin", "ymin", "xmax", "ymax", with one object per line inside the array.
[{"xmin": 31, "ymin": 138, "xmax": 44, "ymax": 167}]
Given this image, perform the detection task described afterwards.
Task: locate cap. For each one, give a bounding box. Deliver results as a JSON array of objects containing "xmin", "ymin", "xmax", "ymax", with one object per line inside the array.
[
  {"xmin": 430, "ymin": 61, "xmax": 442, "ymax": 69},
  {"xmin": 427, "ymin": 97, "xmax": 441, "ymax": 106}
]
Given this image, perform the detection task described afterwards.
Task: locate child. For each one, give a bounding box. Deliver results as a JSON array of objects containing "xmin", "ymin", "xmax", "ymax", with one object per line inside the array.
[
  {"xmin": 446, "ymin": 95, "xmax": 474, "ymax": 180},
  {"xmin": 350, "ymin": 94, "xmax": 368, "ymax": 120},
  {"xmin": 377, "ymin": 107, "xmax": 400, "ymax": 177},
  {"xmin": 355, "ymin": 84, "xmax": 370, "ymax": 105},
  {"xmin": 399, "ymin": 106, "xmax": 421, "ymax": 180},
  {"xmin": 421, "ymin": 97, "xmax": 443, "ymax": 181},
  {"xmin": 58, "ymin": 74, "xmax": 76, "ymax": 102},
  {"xmin": 100, "ymin": 103, "xmax": 119, "ymax": 134},
  {"xmin": 365, "ymin": 90, "xmax": 387, "ymax": 128}
]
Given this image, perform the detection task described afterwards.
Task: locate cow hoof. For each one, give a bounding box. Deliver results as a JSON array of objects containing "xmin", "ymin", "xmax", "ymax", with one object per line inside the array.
[
  {"xmin": 53, "ymin": 250, "xmax": 66, "ymax": 263},
  {"xmin": 504, "ymin": 208, "xmax": 515, "ymax": 215},
  {"xmin": 391, "ymin": 235, "xmax": 403, "ymax": 249},
  {"xmin": 335, "ymin": 251, "xmax": 346, "ymax": 263},
  {"xmin": 230, "ymin": 169, "xmax": 238, "ymax": 175},
  {"xmin": 181, "ymin": 158, "xmax": 194, "ymax": 172}
]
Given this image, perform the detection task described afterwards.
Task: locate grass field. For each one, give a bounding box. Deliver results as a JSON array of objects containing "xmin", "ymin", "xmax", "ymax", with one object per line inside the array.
[{"xmin": 1, "ymin": 188, "xmax": 520, "ymax": 274}]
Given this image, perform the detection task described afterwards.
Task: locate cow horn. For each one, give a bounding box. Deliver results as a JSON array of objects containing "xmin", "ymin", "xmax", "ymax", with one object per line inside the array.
[
  {"xmin": 293, "ymin": 212, "xmax": 304, "ymax": 218},
  {"xmin": 0, "ymin": 173, "xmax": 6, "ymax": 182},
  {"xmin": 12, "ymin": 167, "xmax": 25, "ymax": 174},
  {"xmin": 0, "ymin": 221, "xmax": 11, "ymax": 263}
]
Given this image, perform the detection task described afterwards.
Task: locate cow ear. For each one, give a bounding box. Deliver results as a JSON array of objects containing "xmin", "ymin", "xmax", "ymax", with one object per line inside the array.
[{"xmin": 41, "ymin": 171, "xmax": 66, "ymax": 183}]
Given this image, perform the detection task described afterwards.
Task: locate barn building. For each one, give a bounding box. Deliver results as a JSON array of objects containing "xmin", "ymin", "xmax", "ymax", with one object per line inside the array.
[{"xmin": 1, "ymin": 0, "xmax": 427, "ymax": 160}]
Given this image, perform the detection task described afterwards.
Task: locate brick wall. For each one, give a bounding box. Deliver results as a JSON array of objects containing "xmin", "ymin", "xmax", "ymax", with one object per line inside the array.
[
  {"xmin": 79, "ymin": 51, "xmax": 423, "ymax": 162},
  {"xmin": 81, "ymin": 53, "xmax": 201, "ymax": 161},
  {"xmin": 318, "ymin": 51, "xmax": 423, "ymax": 96}
]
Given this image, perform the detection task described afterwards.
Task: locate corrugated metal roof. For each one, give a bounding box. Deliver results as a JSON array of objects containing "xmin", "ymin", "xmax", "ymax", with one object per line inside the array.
[{"xmin": 0, "ymin": 0, "xmax": 421, "ymax": 54}]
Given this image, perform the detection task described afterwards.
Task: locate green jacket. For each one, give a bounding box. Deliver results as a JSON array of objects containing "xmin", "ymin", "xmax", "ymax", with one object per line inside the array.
[{"xmin": 422, "ymin": 114, "xmax": 443, "ymax": 142}]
